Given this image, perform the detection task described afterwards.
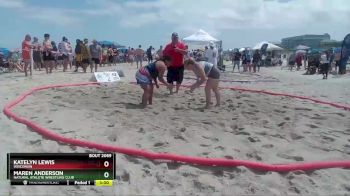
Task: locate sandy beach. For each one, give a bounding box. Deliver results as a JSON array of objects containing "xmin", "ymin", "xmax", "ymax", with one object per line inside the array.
[{"xmin": 1, "ymin": 63, "xmax": 350, "ymax": 195}]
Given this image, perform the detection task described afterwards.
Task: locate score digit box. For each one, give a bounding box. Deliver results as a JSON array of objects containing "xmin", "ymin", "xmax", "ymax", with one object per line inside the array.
[{"xmin": 7, "ymin": 153, "xmax": 115, "ymax": 186}]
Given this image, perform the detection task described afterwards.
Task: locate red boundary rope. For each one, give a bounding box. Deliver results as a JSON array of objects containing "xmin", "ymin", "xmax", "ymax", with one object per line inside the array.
[{"xmin": 3, "ymin": 82, "xmax": 350, "ymax": 172}]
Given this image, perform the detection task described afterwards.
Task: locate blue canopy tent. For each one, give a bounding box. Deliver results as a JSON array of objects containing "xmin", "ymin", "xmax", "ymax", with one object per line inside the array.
[
  {"xmin": 98, "ymin": 40, "xmax": 114, "ymax": 47},
  {"xmin": 98, "ymin": 41, "xmax": 125, "ymax": 49},
  {"xmin": 0, "ymin": 47, "xmax": 10, "ymax": 58}
]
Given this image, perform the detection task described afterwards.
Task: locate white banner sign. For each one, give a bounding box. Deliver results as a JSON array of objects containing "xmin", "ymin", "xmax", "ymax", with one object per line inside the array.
[{"xmin": 93, "ymin": 72, "xmax": 121, "ymax": 83}]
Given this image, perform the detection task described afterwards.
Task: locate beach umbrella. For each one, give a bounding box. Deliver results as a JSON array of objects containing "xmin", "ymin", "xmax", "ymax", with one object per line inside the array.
[
  {"xmin": 239, "ymin": 48, "xmax": 246, "ymax": 52},
  {"xmin": 295, "ymin": 45, "xmax": 310, "ymax": 50},
  {"xmin": 98, "ymin": 40, "xmax": 114, "ymax": 47},
  {"xmin": 253, "ymin": 42, "xmax": 284, "ymax": 51},
  {"xmin": 295, "ymin": 50, "xmax": 307, "ymax": 54}
]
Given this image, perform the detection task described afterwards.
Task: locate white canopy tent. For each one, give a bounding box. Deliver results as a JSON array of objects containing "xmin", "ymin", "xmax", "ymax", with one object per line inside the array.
[
  {"xmin": 183, "ymin": 29, "xmax": 225, "ymax": 69},
  {"xmin": 183, "ymin": 29, "xmax": 219, "ymax": 43},
  {"xmin": 253, "ymin": 41, "xmax": 284, "ymax": 51},
  {"xmin": 183, "ymin": 29, "xmax": 220, "ymax": 49}
]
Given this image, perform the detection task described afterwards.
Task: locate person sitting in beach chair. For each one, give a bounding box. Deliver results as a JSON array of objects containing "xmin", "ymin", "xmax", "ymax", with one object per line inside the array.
[
  {"xmin": 184, "ymin": 58, "xmax": 221, "ymax": 109},
  {"xmin": 135, "ymin": 55, "xmax": 172, "ymax": 108}
]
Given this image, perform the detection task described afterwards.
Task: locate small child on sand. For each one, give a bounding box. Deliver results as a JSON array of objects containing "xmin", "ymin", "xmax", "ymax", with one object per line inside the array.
[
  {"xmin": 135, "ymin": 56, "xmax": 172, "ymax": 107},
  {"xmin": 184, "ymin": 58, "xmax": 221, "ymax": 108}
]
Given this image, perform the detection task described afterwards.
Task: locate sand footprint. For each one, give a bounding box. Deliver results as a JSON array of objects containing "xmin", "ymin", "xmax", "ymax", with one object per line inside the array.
[
  {"xmin": 334, "ymin": 113, "xmax": 346, "ymax": 117},
  {"xmin": 224, "ymin": 155, "xmax": 234, "ymax": 159},
  {"xmin": 154, "ymin": 142, "xmax": 169, "ymax": 147},
  {"xmin": 53, "ymin": 96, "xmax": 62, "ymax": 99},
  {"xmin": 124, "ymin": 156, "xmax": 141, "ymax": 164},
  {"xmin": 202, "ymin": 135, "xmax": 219, "ymax": 142},
  {"xmin": 234, "ymin": 131, "xmax": 250, "ymax": 136},
  {"xmin": 246, "ymin": 152, "xmax": 262, "ymax": 161},
  {"xmin": 295, "ymin": 107, "xmax": 312, "ymax": 111},
  {"xmin": 215, "ymin": 146, "xmax": 225, "ymax": 150},
  {"xmin": 311, "ymin": 114, "xmax": 327, "ymax": 120},
  {"xmin": 262, "ymin": 144, "xmax": 274, "ymax": 149},
  {"xmin": 202, "ymin": 121, "xmax": 212, "ymax": 125},
  {"xmin": 274, "ymin": 109, "xmax": 287, "ymax": 114},
  {"xmin": 174, "ymin": 134, "xmax": 187, "ymax": 141},
  {"xmin": 107, "ymin": 133, "xmax": 118, "ymax": 142},
  {"xmin": 277, "ymin": 153, "xmax": 304, "ymax": 161},
  {"xmin": 290, "ymin": 133, "xmax": 304, "ymax": 140},
  {"xmin": 248, "ymin": 136, "xmax": 260, "ymax": 143},
  {"xmin": 29, "ymin": 140, "xmax": 41, "ymax": 145},
  {"xmin": 306, "ymin": 124, "xmax": 319, "ymax": 129},
  {"xmin": 321, "ymin": 135, "xmax": 335, "ymax": 142},
  {"xmin": 116, "ymin": 169, "xmax": 130, "ymax": 182}
]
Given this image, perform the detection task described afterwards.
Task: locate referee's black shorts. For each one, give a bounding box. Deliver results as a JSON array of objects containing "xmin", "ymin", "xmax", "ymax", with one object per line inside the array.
[{"xmin": 167, "ymin": 66, "xmax": 184, "ymax": 84}]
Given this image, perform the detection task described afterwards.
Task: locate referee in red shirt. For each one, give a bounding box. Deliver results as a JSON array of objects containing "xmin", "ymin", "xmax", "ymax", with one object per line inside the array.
[{"xmin": 163, "ymin": 32, "xmax": 188, "ymax": 94}]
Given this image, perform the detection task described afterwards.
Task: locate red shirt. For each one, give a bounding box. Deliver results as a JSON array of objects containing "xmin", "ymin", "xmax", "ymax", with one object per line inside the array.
[
  {"xmin": 22, "ymin": 41, "xmax": 31, "ymax": 60},
  {"xmin": 163, "ymin": 41, "xmax": 186, "ymax": 67}
]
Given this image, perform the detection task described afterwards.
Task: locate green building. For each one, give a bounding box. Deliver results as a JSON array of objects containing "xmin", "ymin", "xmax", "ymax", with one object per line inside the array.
[{"xmin": 281, "ymin": 33, "xmax": 331, "ymax": 49}]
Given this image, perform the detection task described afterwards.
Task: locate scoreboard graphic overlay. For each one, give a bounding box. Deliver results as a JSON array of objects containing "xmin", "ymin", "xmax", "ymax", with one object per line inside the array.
[{"xmin": 7, "ymin": 153, "xmax": 115, "ymax": 186}]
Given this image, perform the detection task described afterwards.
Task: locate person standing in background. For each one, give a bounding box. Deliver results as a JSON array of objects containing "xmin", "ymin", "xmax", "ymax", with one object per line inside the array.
[
  {"xmin": 135, "ymin": 45, "xmax": 144, "ymax": 68},
  {"xmin": 242, "ymin": 50, "xmax": 248, "ymax": 72},
  {"xmin": 320, "ymin": 51, "xmax": 330, "ymax": 79},
  {"xmin": 58, "ymin": 36, "xmax": 70, "ymax": 72},
  {"xmin": 22, "ymin": 34, "xmax": 32, "ymax": 77},
  {"xmin": 295, "ymin": 53, "xmax": 303, "ymax": 71},
  {"xmin": 89, "ymin": 39, "xmax": 102, "ymax": 73},
  {"xmin": 128, "ymin": 48, "xmax": 135, "ymax": 66},
  {"xmin": 81, "ymin": 38, "xmax": 91, "ymax": 73},
  {"xmin": 147, "ymin": 46, "xmax": 153, "ymax": 63},
  {"xmin": 51, "ymin": 41, "xmax": 59, "ymax": 70},
  {"xmin": 102, "ymin": 46, "xmax": 108, "ymax": 66},
  {"xmin": 204, "ymin": 46, "xmax": 210, "ymax": 61},
  {"xmin": 74, "ymin": 39, "xmax": 82, "ymax": 72},
  {"xmin": 32, "ymin": 37, "xmax": 42, "ymax": 71},
  {"xmin": 303, "ymin": 51, "xmax": 308, "ymax": 70},
  {"xmin": 252, "ymin": 49, "xmax": 261, "ymax": 72},
  {"xmin": 67, "ymin": 40, "xmax": 73, "ymax": 70},
  {"xmin": 156, "ymin": 45, "xmax": 163, "ymax": 60},
  {"xmin": 42, "ymin": 33, "xmax": 54, "ymax": 74},
  {"xmin": 329, "ymin": 49, "xmax": 335, "ymax": 73},
  {"xmin": 207, "ymin": 42, "xmax": 218, "ymax": 66},
  {"xmin": 232, "ymin": 49, "xmax": 241, "ymax": 72}
]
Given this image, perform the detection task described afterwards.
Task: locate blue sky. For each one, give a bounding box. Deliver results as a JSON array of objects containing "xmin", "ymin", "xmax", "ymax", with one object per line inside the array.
[{"xmin": 0, "ymin": 0, "xmax": 349, "ymax": 50}]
